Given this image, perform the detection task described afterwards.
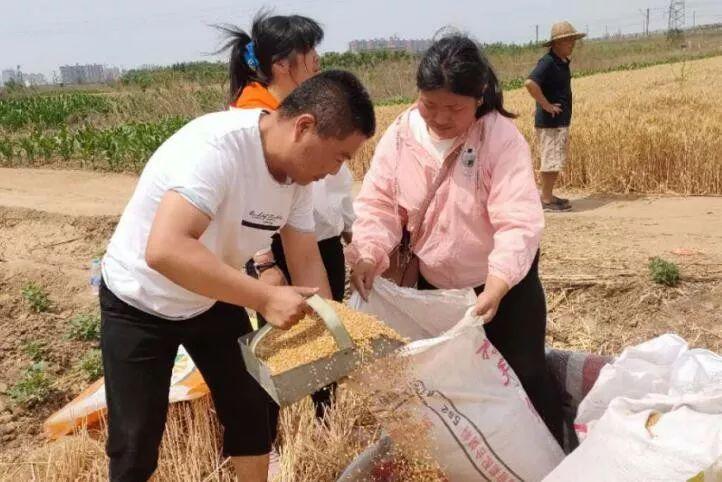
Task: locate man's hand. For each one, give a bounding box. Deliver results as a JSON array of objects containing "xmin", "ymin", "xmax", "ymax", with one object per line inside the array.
[
  {"xmin": 259, "ymin": 286, "xmax": 318, "ymax": 329},
  {"xmin": 542, "ymin": 102, "xmax": 563, "ymax": 117},
  {"xmin": 525, "ymin": 79, "xmax": 562, "ymax": 117},
  {"xmin": 473, "ymin": 275, "xmax": 510, "ymax": 322},
  {"xmin": 350, "ymin": 259, "xmax": 376, "ymax": 301},
  {"xmin": 259, "ymin": 266, "xmax": 287, "ymax": 287},
  {"xmin": 341, "ymin": 231, "xmax": 353, "ymax": 245}
]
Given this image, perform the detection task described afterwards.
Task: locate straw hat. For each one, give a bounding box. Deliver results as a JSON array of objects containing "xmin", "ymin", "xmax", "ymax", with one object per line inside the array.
[{"xmin": 543, "ymin": 21, "xmax": 586, "ymax": 46}]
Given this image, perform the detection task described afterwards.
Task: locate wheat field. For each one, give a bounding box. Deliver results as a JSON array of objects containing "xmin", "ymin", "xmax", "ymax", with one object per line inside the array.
[{"xmin": 349, "ymin": 55, "xmax": 722, "ymax": 195}]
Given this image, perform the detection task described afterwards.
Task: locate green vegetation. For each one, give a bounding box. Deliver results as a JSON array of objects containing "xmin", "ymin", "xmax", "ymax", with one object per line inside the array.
[
  {"xmin": 1, "ymin": 117, "xmax": 187, "ymax": 171},
  {"xmin": 22, "ymin": 341, "xmax": 48, "ymax": 362},
  {"xmin": 78, "ymin": 349, "xmax": 103, "ymax": 381},
  {"xmin": 0, "ymin": 93, "xmax": 110, "ymax": 130},
  {"xmin": 21, "ymin": 282, "xmax": 51, "ymax": 313},
  {"xmin": 121, "ymin": 61, "xmax": 227, "ymax": 88},
  {"xmin": 67, "ymin": 313, "xmax": 102, "ymax": 342},
  {"xmin": 7, "ymin": 362, "xmax": 54, "ymax": 406},
  {"xmin": 649, "ymin": 257, "xmax": 681, "ymax": 287}
]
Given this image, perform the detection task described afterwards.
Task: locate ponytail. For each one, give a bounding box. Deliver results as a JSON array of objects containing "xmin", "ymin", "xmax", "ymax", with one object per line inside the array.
[{"xmin": 214, "ymin": 25, "xmax": 267, "ymax": 104}]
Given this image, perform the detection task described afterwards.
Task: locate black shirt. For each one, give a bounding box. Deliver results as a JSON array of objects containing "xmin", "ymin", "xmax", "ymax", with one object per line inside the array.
[{"xmin": 528, "ymin": 51, "xmax": 572, "ymax": 128}]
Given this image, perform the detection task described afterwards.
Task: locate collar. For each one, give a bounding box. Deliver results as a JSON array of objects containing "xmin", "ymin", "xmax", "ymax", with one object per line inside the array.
[
  {"xmin": 233, "ymin": 82, "xmax": 280, "ymax": 110},
  {"xmin": 549, "ymin": 50, "xmax": 571, "ymax": 65}
]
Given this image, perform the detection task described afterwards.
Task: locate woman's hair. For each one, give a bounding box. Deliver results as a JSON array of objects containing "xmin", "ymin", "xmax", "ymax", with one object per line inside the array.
[
  {"xmin": 216, "ymin": 11, "xmax": 323, "ymax": 103},
  {"xmin": 417, "ymin": 35, "xmax": 516, "ymax": 119}
]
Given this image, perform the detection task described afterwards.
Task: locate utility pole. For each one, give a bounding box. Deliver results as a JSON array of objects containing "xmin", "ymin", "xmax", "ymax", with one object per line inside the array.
[
  {"xmin": 640, "ymin": 8, "xmax": 651, "ymax": 36},
  {"xmin": 668, "ymin": 0, "xmax": 686, "ymax": 36},
  {"xmin": 693, "ymin": 10, "xmax": 696, "ymax": 27},
  {"xmin": 535, "ymin": 24, "xmax": 539, "ymax": 43}
]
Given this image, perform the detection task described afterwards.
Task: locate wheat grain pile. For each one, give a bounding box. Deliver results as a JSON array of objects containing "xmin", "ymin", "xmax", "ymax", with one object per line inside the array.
[{"xmin": 255, "ymin": 300, "xmax": 407, "ymax": 375}]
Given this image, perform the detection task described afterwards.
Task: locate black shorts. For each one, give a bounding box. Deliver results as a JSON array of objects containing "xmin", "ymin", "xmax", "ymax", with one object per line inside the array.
[{"xmin": 99, "ymin": 280, "xmax": 278, "ymax": 481}]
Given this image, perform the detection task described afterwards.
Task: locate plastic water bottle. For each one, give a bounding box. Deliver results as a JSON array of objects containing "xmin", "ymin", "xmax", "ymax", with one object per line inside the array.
[{"xmin": 89, "ymin": 258, "xmax": 102, "ymax": 295}]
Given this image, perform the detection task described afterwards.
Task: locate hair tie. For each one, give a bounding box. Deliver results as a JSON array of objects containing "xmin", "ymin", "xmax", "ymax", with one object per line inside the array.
[{"xmin": 244, "ymin": 42, "xmax": 259, "ymax": 71}]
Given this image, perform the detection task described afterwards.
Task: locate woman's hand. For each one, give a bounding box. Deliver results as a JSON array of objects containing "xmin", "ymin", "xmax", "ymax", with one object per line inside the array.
[
  {"xmin": 474, "ymin": 275, "xmax": 510, "ymax": 322},
  {"xmin": 350, "ymin": 258, "xmax": 377, "ymax": 301}
]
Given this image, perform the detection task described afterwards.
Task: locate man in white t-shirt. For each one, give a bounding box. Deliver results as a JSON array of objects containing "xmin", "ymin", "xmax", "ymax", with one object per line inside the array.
[{"xmin": 99, "ymin": 71, "xmax": 375, "ymax": 482}]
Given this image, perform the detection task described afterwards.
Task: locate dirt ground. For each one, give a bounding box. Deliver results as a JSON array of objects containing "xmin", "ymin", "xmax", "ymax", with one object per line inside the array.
[{"xmin": 1, "ymin": 167, "xmax": 721, "ymax": 465}]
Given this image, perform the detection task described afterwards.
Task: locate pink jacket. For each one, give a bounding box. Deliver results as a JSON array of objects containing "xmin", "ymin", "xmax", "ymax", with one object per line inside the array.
[{"xmin": 347, "ymin": 107, "xmax": 544, "ymax": 290}]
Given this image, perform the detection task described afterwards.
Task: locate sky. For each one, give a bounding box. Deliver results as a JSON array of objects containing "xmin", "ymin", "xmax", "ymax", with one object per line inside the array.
[{"xmin": 1, "ymin": 0, "xmax": 721, "ymax": 78}]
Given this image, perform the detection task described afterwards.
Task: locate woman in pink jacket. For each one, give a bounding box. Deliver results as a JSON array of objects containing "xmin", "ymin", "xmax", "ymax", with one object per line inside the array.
[{"xmin": 348, "ymin": 35, "xmax": 563, "ymax": 443}]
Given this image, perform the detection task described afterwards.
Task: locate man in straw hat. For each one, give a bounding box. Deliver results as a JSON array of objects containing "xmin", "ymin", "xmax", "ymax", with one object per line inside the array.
[{"xmin": 525, "ymin": 21, "xmax": 586, "ymax": 212}]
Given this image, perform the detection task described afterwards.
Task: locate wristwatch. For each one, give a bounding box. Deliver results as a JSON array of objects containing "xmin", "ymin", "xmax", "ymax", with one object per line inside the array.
[{"xmin": 254, "ymin": 261, "xmax": 277, "ymax": 274}]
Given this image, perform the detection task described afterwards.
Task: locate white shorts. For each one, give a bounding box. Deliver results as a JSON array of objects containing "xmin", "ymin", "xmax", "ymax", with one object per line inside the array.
[{"xmin": 536, "ymin": 127, "xmax": 570, "ymax": 173}]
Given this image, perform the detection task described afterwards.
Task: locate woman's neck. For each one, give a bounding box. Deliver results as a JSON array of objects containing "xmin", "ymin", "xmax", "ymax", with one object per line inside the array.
[
  {"xmin": 427, "ymin": 125, "xmax": 456, "ymax": 142},
  {"xmin": 267, "ymin": 78, "xmax": 296, "ymax": 103}
]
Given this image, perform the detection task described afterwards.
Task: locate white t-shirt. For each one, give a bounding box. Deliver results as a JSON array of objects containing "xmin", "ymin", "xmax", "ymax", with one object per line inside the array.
[
  {"xmin": 312, "ymin": 164, "xmax": 355, "ymax": 241},
  {"xmin": 408, "ymin": 108, "xmax": 456, "ymax": 165},
  {"xmin": 231, "ymin": 104, "xmax": 356, "ymax": 243},
  {"xmin": 102, "ymin": 109, "xmax": 313, "ymax": 320}
]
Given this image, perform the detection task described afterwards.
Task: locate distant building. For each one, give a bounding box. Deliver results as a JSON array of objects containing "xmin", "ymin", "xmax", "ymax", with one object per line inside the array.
[
  {"xmin": 349, "ymin": 36, "xmax": 433, "ymax": 54},
  {"xmin": 103, "ymin": 66, "xmax": 121, "ymax": 82},
  {"xmin": 59, "ymin": 63, "xmax": 110, "ymax": 84},
  {"xmin": 25, "ymin": 73, "xmax": 47, "ymax": 86},
  {"xmin": 2, "ymin": 69, "xmax": 18, "ymax": 85}
]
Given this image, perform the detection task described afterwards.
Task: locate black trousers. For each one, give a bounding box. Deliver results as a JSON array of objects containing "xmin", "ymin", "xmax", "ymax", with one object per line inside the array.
[
  {"xmin": 271, "ymin": 233, "xmax": 346, "ymax": 417},
  {"xmin": 418, "ymin": 252, "xmax": 564, "ymax": 445},
  {"xmin": 99, "ymin": 281, "xmax": 279, "ymax": 482},
  {"xmin": 271, "ymin": 233, "xmax": 346, "ymax": 303}
]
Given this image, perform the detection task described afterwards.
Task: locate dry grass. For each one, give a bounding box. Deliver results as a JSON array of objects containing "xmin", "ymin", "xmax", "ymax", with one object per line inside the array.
[
  {"xmin": 1, "ymin": 369, "xmax": 443, "ymax": 482},
  {"xmin": 349, "ymin": 56, "xmax": 722, "ymax": 194},
  {"xmin": 1, "ymin": 396, "xmax": 234, "ymax": 482},
  {"xmin": 275, "ymin": 389, "xmax": 379, "ymax": 481}
]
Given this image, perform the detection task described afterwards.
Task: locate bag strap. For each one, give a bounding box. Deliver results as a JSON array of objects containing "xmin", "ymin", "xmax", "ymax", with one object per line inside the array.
[
  {"xmin": 392, "ymin": 107, "xmax": 486, "ymax": 247},
  {"xmin": 408, "ymin": 144, "xmax": 463, "ymax": 246}
]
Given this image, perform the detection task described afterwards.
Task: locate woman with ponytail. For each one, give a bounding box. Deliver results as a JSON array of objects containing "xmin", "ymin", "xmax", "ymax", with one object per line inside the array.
[
  {"xmin": 217, "ymin": 12, "xmax": 323, "ymax": 107},
  {"xmin": 348, "ymin": 35, "xmax": 564, "ymax": 445}
]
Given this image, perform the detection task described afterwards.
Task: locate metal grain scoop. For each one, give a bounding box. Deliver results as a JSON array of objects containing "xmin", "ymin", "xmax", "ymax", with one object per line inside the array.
[{"xmin": 239, "ymin": 295, "xmax": 403, "ymax": 406}]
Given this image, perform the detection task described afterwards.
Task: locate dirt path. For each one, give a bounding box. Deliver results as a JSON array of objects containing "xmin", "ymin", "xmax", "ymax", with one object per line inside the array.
[
  {"xmin": 0, "ymin": 168, "xmax": 137, "ymax": 217},
  {"xmin": 2, "ymin": 167, "xmax": 721, "ymax": 255}
]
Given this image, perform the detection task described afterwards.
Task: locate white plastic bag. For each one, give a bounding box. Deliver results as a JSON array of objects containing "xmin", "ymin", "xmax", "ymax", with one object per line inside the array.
[
  {"xmin": 400, "ymin": 311, "xmax": 564, "ymax": 481},
  {"xmin": 544, "ymin": 334, "xmax": 722, "ymax": 482},
  {"xmin": 544, "ymin": 389, "xmax": 722, "ymax": 482},
  {"xmin": 693, "ymin": 456, "xmax": 722, "ymax": 482},
  {"xmin": 348, "ymin": 277, "xmax": 476, "ymax": 340},
  {"xmin": 575, "ymin": 334, "xmax": 722, "ymax": 439},
  {"xmin": 353, "ymin": 280, "xmax": 564, "ymax": 481}
]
